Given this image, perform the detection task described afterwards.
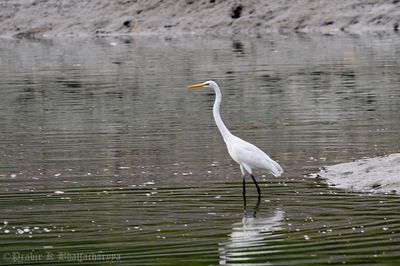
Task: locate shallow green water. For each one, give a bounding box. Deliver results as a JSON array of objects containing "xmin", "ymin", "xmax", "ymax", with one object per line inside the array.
[{"xmin": 0, "ymin": 35, "xmax": 399, "ymax": 265}]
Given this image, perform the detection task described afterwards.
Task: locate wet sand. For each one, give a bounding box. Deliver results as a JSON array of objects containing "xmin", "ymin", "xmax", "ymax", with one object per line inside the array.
[
  {"xmin": 313, "ymin": 154, "xmax": 400, "ymax": 194},
  {"xmin": 0, "ymin": 0, "xmax": 399, "ymax": 38}
]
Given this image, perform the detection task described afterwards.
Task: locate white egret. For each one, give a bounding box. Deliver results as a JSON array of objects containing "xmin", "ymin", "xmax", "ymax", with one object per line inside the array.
[{"xmin": 187, "ymin": 81, "xmax": 283, "ymax": 197}]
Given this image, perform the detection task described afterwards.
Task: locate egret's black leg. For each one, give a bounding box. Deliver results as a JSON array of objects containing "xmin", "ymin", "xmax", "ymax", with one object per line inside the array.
[
  {"xmin": 252, "ymin": 196, "xmax": 261, "ymax": 218},
  {"xmin": 251, "ymin": 174, "xmax": 261, "ymax": 198},
  {"xmin": 242, "ymin": 175, "xmax": 247, "ymax": 211},
  {"xmin": 242, "ymin": 175, "xmax": 246, "ymax": 198}
]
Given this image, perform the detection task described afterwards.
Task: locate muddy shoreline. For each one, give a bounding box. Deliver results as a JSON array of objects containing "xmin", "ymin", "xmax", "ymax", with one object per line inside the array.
[
  {"xmin": 313, "ymin": 154, "xmax": 400, "ymax": 195},
  {"xmin": 1, "ymin": 0, "xmax": 399, "ymax": 39}
]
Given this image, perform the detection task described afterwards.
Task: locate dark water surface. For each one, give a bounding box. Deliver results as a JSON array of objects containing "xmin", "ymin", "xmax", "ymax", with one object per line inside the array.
[{"xmin": 0, "ymin": 35, "xmax": 399, "ymax": 265}]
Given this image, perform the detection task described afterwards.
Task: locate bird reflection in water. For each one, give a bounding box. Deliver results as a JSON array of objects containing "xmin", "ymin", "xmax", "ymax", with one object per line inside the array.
[{"xmin": 219, "ymin": 197, "xmax": 284, "ymax": 265}]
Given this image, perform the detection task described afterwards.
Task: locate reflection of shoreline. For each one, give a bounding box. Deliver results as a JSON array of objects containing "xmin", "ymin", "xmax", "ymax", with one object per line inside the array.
[{"xmin": 219, "ymin": 206, "xmax": 284, "ymax": 265}]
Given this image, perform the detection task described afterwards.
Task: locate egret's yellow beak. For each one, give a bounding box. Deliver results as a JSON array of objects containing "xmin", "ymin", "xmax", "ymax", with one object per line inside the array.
[{"xmin": 187, "ymin": 82, "xmax": 206, "ymax": 88}]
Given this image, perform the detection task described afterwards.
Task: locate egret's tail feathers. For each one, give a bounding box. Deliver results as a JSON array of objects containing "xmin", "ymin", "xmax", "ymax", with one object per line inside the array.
[{"xmin": 270, "ymin": 160, "xmax": 283, "ymax": 177}]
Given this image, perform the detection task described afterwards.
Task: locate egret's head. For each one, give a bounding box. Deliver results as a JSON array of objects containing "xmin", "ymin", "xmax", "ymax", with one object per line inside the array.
[{"xmin": 187, "ymin": 80, "xmax": 217, "ymax": 89}]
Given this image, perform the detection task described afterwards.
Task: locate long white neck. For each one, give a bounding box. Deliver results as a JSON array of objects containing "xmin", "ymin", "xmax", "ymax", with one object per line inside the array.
[{"xmin": 212, "ymin": 84, "xmax": 233, "ymax": 142}]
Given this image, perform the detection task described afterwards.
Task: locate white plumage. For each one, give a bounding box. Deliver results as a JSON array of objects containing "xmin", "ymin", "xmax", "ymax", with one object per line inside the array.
[
  {"xmin": 187, "ymin": 80, "xmax": 283, "ymax": 197},
  {"xmin": 227, "ymin": 135, "xmax": 283, "ymax": 177}
]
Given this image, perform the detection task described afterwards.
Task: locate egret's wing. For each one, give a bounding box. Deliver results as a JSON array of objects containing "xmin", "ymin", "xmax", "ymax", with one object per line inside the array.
[{"xmin": 230, "ymin": 138, "xmax": 283, "ymax": 177}]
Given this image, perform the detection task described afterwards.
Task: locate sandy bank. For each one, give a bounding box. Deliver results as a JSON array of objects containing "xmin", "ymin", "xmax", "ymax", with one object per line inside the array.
[
  {"xmin": 312, "ymin": 154, "xmax": 400, "ymax": 194},
  {"xmin": 0, "ymin": 0, "xmax": 399, "ymax": 38}
]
